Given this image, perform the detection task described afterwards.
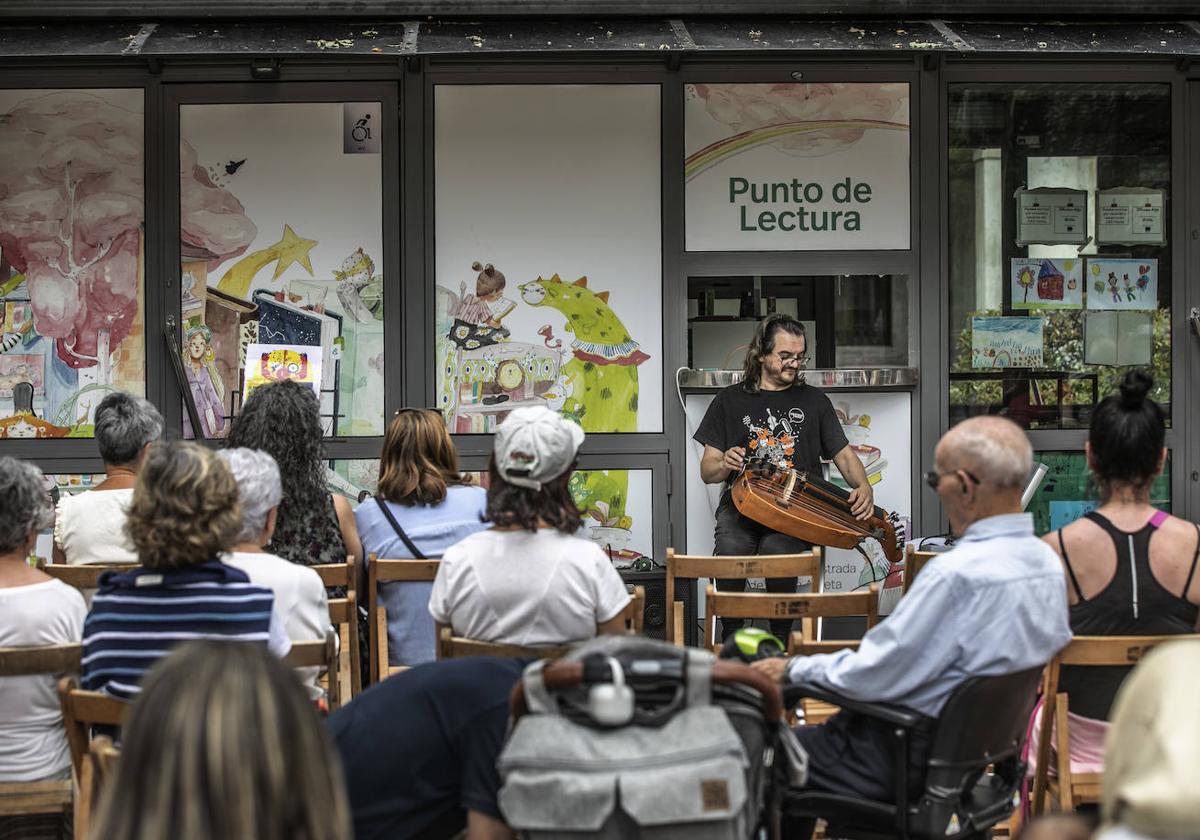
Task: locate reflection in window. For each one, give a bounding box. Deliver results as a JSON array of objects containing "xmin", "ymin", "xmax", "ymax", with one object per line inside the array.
[
  {"xmin": 948, "ymin": 84, "xmax": 1170, "ymax": 429},
  {"xmin": 179, "ymin": 102, "xmax": 384, "ymax": 439},
  {"xmin": 686, "ymin": 275, "xmax": 911, "ymax": 369},
  {"xmin": 0, "ymin": 90, "xmax": 145, "ymax": 440},
  {"xmin": 1027, "ymin": 451, "xmax": 1170, "ymax": 536}
]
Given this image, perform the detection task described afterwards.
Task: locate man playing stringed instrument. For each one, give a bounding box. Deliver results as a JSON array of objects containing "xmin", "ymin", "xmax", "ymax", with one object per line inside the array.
[{"xmin": 695, "ymin": 314, "xmax": 873, "ymax": 641}]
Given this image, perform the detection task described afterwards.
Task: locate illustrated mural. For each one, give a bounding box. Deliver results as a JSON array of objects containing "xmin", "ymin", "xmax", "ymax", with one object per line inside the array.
[
  {"xmin": 180, "ymin": 102, "xmax": 384, "ymax": 437},
  {"xmin": 0, "ymin": 89, "xmax": 145, "ymax": 438},
  {"xmin": 434, "ymin": 84, "xmax": 664, "ymax": 527}
]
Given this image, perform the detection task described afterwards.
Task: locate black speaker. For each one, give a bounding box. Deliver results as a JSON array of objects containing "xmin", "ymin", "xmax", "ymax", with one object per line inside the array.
[{"xmin": 619, "ymin": 569, "xmax": 697, "ymax": 645}]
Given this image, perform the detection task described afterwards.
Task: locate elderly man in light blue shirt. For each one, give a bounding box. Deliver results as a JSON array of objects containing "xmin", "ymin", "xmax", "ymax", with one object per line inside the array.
[{"xmin": 754, "ymin": 415, "xmax": 1071, "ymax": 806}]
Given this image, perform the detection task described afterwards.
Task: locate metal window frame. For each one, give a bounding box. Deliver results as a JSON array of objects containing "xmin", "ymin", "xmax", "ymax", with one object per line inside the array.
[{"xmin": 939, "ymin": 61, "xmax": 1186, "ymax": 520}]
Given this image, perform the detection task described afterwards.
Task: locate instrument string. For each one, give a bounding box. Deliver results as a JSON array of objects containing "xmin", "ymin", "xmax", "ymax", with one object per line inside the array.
[{"xmin": 744, "ymin": 477, "xmax": 875, "ymax": 539}]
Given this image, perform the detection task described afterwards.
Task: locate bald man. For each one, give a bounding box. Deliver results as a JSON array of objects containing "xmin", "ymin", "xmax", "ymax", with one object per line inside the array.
[{"xmin": 755, "ymin": 417, "xmax": 1071, "ymax": 815}]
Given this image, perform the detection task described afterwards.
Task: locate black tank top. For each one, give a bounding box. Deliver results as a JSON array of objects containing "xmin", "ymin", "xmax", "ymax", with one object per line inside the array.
[{"xmin": 1057, "ymin": 510, "xmax": 1200, "ymax": 720}]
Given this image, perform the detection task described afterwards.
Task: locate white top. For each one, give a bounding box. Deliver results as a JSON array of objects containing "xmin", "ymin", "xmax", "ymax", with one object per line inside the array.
[
  {"xmin": 223, "ymin": 551, "xmax": 332, "ymax": 698},
  {"xmin": 0, "ymin": 579, "xmax": 86, "ymax": 781},
  {"xmin": 54, "ymin": 488, "xmax": 138, "ymax": 565},
  {"xmin": 429, "ymin": 528, "xmax": 631, "ymax": 646}
]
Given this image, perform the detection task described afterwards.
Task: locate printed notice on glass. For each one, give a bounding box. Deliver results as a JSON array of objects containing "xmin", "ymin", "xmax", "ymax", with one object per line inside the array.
[
  {"xmin": 1015, "ymin": 187, "xmax": 1088, "ymax": 246},
  {"xmin": 1095, "ymin": 188, "xmax": 1165, "ymax": 246}
]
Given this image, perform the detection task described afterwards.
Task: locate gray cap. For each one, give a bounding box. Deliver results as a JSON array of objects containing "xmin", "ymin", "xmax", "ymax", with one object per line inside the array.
[{"xmin": 493, "ymin": 406, "xmax": 585, "ymax": 490}]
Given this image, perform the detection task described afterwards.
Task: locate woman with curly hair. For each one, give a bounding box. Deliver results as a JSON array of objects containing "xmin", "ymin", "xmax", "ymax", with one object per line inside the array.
[
  {"xmin": 226, "ymin": 380, "xmax": 363, "ymax": 568},
  {"xmin": 81, "ymin": 441, "xmax": 289, "ymax": 699}
]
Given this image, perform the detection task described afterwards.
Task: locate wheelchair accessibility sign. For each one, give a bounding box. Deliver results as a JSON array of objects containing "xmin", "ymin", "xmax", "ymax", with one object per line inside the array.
[{"xmin": 344, "ymin": 103, "xmax": 381, "ymax": 154}]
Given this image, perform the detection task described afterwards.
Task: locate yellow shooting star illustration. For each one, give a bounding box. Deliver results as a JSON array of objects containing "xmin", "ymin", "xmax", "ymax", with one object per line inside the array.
[{"xmin": 215, "ymin": 224, "xmax": 318, "ymax": 299}]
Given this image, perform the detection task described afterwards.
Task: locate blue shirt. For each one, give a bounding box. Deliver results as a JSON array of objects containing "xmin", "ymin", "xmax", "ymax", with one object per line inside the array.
[
  {"xmin": 787, "ymin": 513, "xmax": 1071, "ymax": 717},
  {"xmin": 355, "ymin": 485, "xmax": 488, "ymax": 665}
]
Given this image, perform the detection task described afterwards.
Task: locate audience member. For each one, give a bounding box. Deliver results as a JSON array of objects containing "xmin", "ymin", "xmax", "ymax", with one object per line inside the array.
[
  {"xmin": 226, "ymin": 380, "xmax": 364, "ymax": 568},
  {"xmin": 0, "ymin": 457, "xmax": 86, "ymax": 784},
  {"xmin": 219, "ymin": 447, "xmax": 332, "ymax": 699},
  {"xmin": 754, "ymin": 417, "xmax": 1070, "ymax": 832},
  {"xmin": 329, "ymin": 658, "xmax": 524, "ymax": 840},
  {"xmin": 1095, "ymin": 638, "xmax": 1200, "ymax": 840},
  {"xmin": 53, "ymin": 391, "xmax": 162, "ymax": 565},
  {"xmin": 1037, "ymin": 369, "xmax": 1199, "ymax": 779},
  {"xmin": 356, "ymin": 408, "xmax": 487, "ymax": 665},
  {"xmin": 82, "ymin": 441, "xmax": 289, "ymax": 699},
  {"xmin": 91, "ymin": 640, "xmax": 352, "ymax": 840},
  {"xmin": 429, "ymin": 406, "xmax": 629, "ymax": 646}
]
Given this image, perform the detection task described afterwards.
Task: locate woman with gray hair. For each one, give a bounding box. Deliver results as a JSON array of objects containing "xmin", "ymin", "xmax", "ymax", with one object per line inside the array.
[
  {"xmin": 218, "ymin": 447, "xmax": 332, "ymax": 700},
  {"xmin": 0, "ymin": 456, "xmax": 87, "ymax": 785},
  {"xmin": 53, "ymin": 390, "xmax": 164, "ymax": 565}
]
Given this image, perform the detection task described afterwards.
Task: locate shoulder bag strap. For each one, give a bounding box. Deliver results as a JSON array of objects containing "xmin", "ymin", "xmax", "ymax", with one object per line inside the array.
[{"xmin": 374, "ymin": 497, "xmax": 427, "ymax": 560}]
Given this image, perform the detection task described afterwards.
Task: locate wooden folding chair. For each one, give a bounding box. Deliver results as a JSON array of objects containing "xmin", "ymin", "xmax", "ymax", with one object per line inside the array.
[
  {"xmin": 621, "ymin": 585, "xmax": 646, "ymax": 634},
  {"xmin": 57, "ymin": 678, "xmax": 129, "ymax": 782},
  {"xmin": 311, "ymin": 561, "xmax": 361, "ymax": 698},
  {"xmin": 76, "ymin": 736, "xmax": 119, "ymax": 840},
  {"xmin": 785, "ymin": 633, "xmax": 862, "ymax": 725},
  {"xmin": 436, "ymin": 627, "xmax": 570, "ymax": 661},
  {"xmin": 0, "ymin": 644, "xmax": 83, "ymax": 831},
  {"xmin": 1031, "ymin": 633, "xmax": 1200, "ymax": 815},
  {"xmin": 703, "ymin": 584, "xmax": 879, "ymax": 653},
  {"xmin": 284, "ymin": 629, "xmax": 341, "ymax": 710},
  {"xmin": 902, "ymin": 545, "xmax": 939, "ymax": 595},
  {"xmin": 366, "ymin": 555, "xmax": 441, "ymax": 682},
  {"xmin": 664, "ymin": 547, "xmax": 823, "ymax": 646},
  {"xmin": 40, "ymin": 564, "xmax": 137, "ymax": 590}
]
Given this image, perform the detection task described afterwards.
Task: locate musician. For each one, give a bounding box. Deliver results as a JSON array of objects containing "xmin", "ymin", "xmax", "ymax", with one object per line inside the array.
[{"xmin": 695, "ymin": 314, "xmax": 873, "ymax": 640}]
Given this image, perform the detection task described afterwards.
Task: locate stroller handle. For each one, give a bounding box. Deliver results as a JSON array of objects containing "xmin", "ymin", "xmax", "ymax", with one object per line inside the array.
[{"xmin": 509, "ymin": 658, "xmax": 784, "ymax": 723}]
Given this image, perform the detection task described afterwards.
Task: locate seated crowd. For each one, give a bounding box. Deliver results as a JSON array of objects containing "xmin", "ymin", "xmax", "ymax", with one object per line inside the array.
[{"xmin": 1, "ymin": 370, "xmax": 1197, "ymax": 840}]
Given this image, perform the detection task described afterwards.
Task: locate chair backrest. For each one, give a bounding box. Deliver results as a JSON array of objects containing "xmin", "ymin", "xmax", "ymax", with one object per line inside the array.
[
  {"xmin": 77, "ymin": 736, "xmax": 120, "ymax": 838},
  {"xmin": 665, "ymin": 546, "xmax": 823, "ymax": 643},
  {"xmin": 903, "ymin": 545, "xmax": 939, "ymax": 595},
  {"xmin": 703, "ymin": 583, "xmax": 878, "ymax": 650},
  {"xmin": 312, "ymin": 560, "xmax": 360, "ymax": 696},
  {"xmin": 57, "ymin": 677, "xmax": 129, "ymax": 778},
  {"xmin": 41, "ymin": 564, "xmax": 137, "ymax": 590},
  {"xmin": 310, "ymin": 560, "xmax": 355, "ymax": 593},
  {"xmin": 366, "ymin": 554, "xmax": 441, "ymax": 682},
  {"xmin": 283, "ymin": 629, "xmax": 340, "ymax": 708},
  {"xmin": 437, "ymin": 626, "xmax": 570, "ymax": 661},
  {"xmin": 928, "ymin": 665, "xmax": 1044, "ymax": 768},
  {"xmin": 621, "ymin": 585, "xmax": 646, "ymax": 634},
  {"xmin": 786, "ymin": 633, "xmax": 860, "ymax": 656},
  {"xmin": 0, "ymin": 644, "xmax": 81, "ymax": 676}
]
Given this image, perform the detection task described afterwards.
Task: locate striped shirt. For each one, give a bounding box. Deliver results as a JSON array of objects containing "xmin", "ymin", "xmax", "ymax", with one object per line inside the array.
[{"xmin": 82, "ymin": 560, "xmax": 285, "ymax": 700}]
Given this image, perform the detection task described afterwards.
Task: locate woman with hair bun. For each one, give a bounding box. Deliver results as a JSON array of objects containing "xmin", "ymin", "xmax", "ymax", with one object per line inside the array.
[{"xmin": 1034, "ymin": 369, "xmax": 1200, "ymax": 783}]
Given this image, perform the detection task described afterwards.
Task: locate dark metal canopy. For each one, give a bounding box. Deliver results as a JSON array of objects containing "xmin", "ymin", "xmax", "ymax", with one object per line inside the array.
[
  {"xmin": 2, "ymin": 18, "xmax": 1200, "ymax": 58},
  {"xmin": 6, "ymin": 1, "xmax": 1200, "ymax": 18}
]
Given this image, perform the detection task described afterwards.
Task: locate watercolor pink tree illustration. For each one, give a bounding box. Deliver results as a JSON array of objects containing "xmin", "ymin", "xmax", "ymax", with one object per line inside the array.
[{"xmin": 0, "ymin": 92, "xmax": 144, "ymax": 377}]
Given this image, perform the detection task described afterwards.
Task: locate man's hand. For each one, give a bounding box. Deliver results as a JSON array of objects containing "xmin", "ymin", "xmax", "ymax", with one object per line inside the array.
[
  {"xmin": 723, "ymin": 445, "xmax": 746, "ymax": 474},
  {"xmin": 750, "ymin": 656, "xmax": 790, "ymax": 684},
  {"xmin": 832, "ymin": 445, "xmax": 874, "ymax": 521},
  {"xmin": 847, "ymin": 484, "xmax": 874, "ymax": 521}
]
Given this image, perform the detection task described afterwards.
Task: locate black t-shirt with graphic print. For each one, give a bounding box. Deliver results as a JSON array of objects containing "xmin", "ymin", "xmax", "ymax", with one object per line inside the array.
[{"xmin": 694, "ymin": 381, "xmax": 850, "ymax": 480}]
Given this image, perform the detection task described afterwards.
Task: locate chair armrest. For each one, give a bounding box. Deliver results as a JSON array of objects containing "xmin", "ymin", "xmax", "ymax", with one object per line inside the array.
[{"xmin": 783, "ymin": 681, "xmax": 924, "ymax": 728}]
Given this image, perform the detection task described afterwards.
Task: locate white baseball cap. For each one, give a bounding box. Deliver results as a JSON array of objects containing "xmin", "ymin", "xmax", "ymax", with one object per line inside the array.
[{"xmin": 493, "ymin": 406, "xmax": 585, "ymax": 490}]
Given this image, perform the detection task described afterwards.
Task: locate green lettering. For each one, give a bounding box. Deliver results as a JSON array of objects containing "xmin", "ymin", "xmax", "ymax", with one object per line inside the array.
[{"xmin": 729, "ymin": 177, "xmax": 748, "ymax": 203}]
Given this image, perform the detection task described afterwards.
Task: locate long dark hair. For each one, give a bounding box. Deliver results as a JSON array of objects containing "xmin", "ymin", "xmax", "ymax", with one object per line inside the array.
[
  {"xmin": 1089, "ymin": 369, "xmax": 1165, "ymax": 497},
  {"xmin": 226, "ymin": 380, "xmax": 328, "ymax": 514},
  {"xmin": 742, "ymin": 314, "xmax": 806, "ymax": 394},
  {"xmin": 485, "ymin": 456, "xmax": 582, "ymax": 534}
]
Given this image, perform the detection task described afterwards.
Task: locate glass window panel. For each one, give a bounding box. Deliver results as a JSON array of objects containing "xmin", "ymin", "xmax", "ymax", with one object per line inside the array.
[
  {"xmin": 1027, "ymin": 450, "xmax": 1171, "ymax": 536},
  {"xmin": 434, "ymin": 85, "xmax": 662, "ymax": 434},
  {"xmin": 179, "ymin": 101, "xmax": 384, "ymax": 439},
  {"xmin": 0, "ymin": 89, "xmax": 145, "ymax": 439},
  {"xmin": 686, "ymin": 274, "xmax": 912, "ymax": 369},
  {"xmin": 948, "ymin": 84, "xmax": 1171, "ymax": 429}
]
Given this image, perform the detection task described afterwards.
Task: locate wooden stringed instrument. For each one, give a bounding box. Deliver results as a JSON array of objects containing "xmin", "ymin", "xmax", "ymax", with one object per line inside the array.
[{"xmin": 731, "ymin": 457, "xmax": 904, "ymax": 565}]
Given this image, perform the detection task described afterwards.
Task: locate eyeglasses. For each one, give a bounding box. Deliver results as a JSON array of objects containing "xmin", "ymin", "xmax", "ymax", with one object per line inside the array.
[
  {"xmin": 771, "ymin": 351, "xmax": 808, "ymax": 366},
  {"xmin": 924, "ymin": 468, "xmax": 982, "ymax": 491},
  {"xmin": 393, "ymin": 407, "xmax": 439, "ymax": 417}
]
